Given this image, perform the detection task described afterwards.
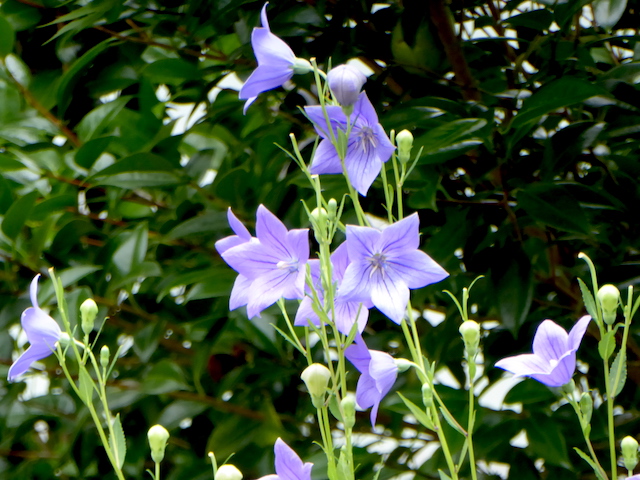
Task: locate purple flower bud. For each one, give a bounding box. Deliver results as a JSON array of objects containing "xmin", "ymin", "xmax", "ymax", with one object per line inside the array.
[{"xmin": 327, "ymin": 64, "xmax": 367, "ymax": 107}]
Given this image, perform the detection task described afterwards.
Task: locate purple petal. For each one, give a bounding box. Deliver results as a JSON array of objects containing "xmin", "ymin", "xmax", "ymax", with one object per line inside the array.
[
  {"xmin": 345, "ymin": 225, "xmax": 380, "ymax": 261},
  {"xmin": 239, "ymin": 64, "xmax": 293, "ymax": 101},
  {"xmin": 530, "ymin": 351, "xmax": 575, "ymax": 387},
  {"xmin": 246, "ymin": 268, "xmax": 301, "ymax": 318},
  {"xmin": 294, "ymin": 297, "xmax": 322, "ymax": 328},
  {"xmin": 339, "ymin": 260, "xmax": 374, "ymax": 304},
  {"xmin": 380, "ymin": 213, "xmax": 420, "ymax": 253},
  {"xmin": 309, "ymin": 139, "xmax": 342, "ymax": 175},
  {"xmin": 372, "ymin": 123, "xmax": 396, "ymax": 160},
  {"xmin": 229, "ymin": 275, "xmax": 252, "ymax": 310},
  {"xmin": 22, "ymin": 307, "xmax": 61, "ymax": 346},
  {"xmin": 369, "ymin": 350, "xmax": 398, "ymax": 396},
  {"xmin": 354, "ymin": 371, "xmax": 378, "ymax": 410},
  {"xmin": 333, "ymin": 300, "xmax": 369, "ymax": 335},
  {"xmin": 330, "ymin": 242, "xmax": 350, "ymax": 280},
  {"xmin": 222, "ymin": 240, "xmax": 278, "ymax": 279},
  {"xmin": 259, "ymin": 2, "xmax": 271, "ymax": 31},
  {"xmin": 8, "ymin": 343, "xmax": 56, "ymax": 381},
  {"xmin": 227, "ymin": 208, "xmax": 251, "ymax": 240},
  {"xmin": 532, "ymin": 320, "xmax": 569, "ymax": 362},
  {"xmin": 273, "ymin": 438, "xmax": 312, "ymax": 480},
  {"xmin": 370, "ymin": 271, "xmax": 409, "ymax": 324},
  {"xmin": 286, "ymin": 228, "xmax": 310, "ymax": 265},
  {"xmin": 344, "ymin": 137, "xmax": 383, "ymax": 196},
  {"xmin": 251, "ymin": 28, "xmax": 295, "ymax": 67},
  {"xmin": 29, "ymin": 274, "xmax": 41, "ymax": 309},
  {"xmin": 351, "ymin": 92, "xmax": 379, "ymax": 127},
  {"xmin": 304, "ymin": 105, "xmax": 347, "ymax": 139},
  {"xmin": 255, "ymin": 205, "xmax": 293, "ymax": 258},
  {"xmin": 495, "ymin": 353, "xmax": 551, "ymax": 377},
  {"xmin": 345, "ymin": 337, "xmax": 371, "ymax": 374},
  {"xmin": 568, "ymin": 315, "xmax": 591, "ymax": 351},
  {"xmin": 387, "ymin": 250, "xmax": 449, "ymax": 289}
]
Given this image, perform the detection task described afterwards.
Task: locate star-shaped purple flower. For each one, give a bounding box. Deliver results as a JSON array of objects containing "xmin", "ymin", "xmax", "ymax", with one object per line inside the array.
[
  {"xmin": 304, "ymin": 92, "xmax": 395, "ymax": 196},
  {"xmin": 345, "ymin": 335, "xmax": 398, "ymax": 426},
  {"xmin": 495, "ymin": 315, "xmax": 591, "ymax": 387},
  {"xmin": 239, "ymin": 3, "xmax": 312, "ymax": 113},
  {"xmin": 216, "ymin": 205, "xmax": 309, "ymax": 318},
  {"xmin": 257, "ymin": 437, "xmax": 313, "ymax": 480},
  {"xmin": 294, "ymin": 242, "xmax": 372, "ymax": 335},
  {"xmin": 8, "ymin": 275, "xmax": 62, "ymax": 381},
  {"xmin": 338, "ymin": 213, "xmax": 448, "ymax": 323}
]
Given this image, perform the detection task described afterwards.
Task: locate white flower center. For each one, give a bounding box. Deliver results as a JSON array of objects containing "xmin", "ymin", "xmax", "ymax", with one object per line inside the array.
[
  {"xmin": 368, "ymin": 253, "xmax": 387, "ymax": 278},
  {"xmin": 277, "ymin": 258, "xmax": 299, "ymax": 273},
  {"xmin": 357, "ymin": 126, "xmax": 376, "ymax": 153}
]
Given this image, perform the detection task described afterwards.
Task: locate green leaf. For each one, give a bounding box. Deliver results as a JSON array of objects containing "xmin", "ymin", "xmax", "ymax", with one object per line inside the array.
[
  {"xmin": 397, "ymin": 392, "xmax": 433, "ymax": 429},
  {"xmin": 143, "ymin": 59, "xmax": 201, "ymax": 85},
  {"xmin": 494, "ymin": 257, "xmax": 534, "ymax": 336},
  {"xmin": 76, "ymin": 97, "xmax": 128, "ymax": 143},
  {"xmin": 593, "ymin": 0, "xmax": 627, "ymax": 29},
  {"xmin": 574, "ymin": 448, "xmax": 607, "ymax": 480},
  {"xmin": 438, "ymin": 470, "xmax": 453, "ymax": 480},
  {"xmin": 526, "ymin": 417, "xmax": 571, "ymax": 468},
  {"xmin": 439, "ymin": 406, "xmax": 466, "ymax": 436},
  {"xmin": 90, "ymin": 153, "xmax": 183, "ymax": 188},
  {"xmin": 109, "ymin": 413, "xmax": 127, "ymax": 469},
  {"xmin": 517, "ymin": 184, "xmax": 590, "ymax": 235},
  {"xmin": 111, "ymin": 223, "xmax": 148, "ymax": 277},
  {"xmin": 75, "ymin": 136, "xmax": 113, "ymax": 169},
  {"xmin": 0, "ymin": 15, "xmax": 15, "ymax": 57},
  {"xmin": 578, "ymin": 278, "xmax": 598, "ymax": 320},
  {"xmin": 164, "ymin": 211, "xmax": 228, "ymax": 240},
  {"xmin": 416, "ymin": 118, "xmax": 487, "ymax": 164},
  {"xmin": 511, "ymin": 77, "xmax": 606, "ymax": 130},
  {"xmin": 142, "ymin": 360, "xmax": 190, "ymax": 395},
  {"xmin": 1, "ymin": 189, "xmax": 37, "ymax": 241},
  {"xmin": 598, "ymin": 330, "xmax": 616, "ymax": 361},
  {"xmin": 78, "ymin": 368, "xmax": 95, "ymax": 404},
  {"xmin": 609, "ymin": 350, "xmax": 627, "ymax": 397}
]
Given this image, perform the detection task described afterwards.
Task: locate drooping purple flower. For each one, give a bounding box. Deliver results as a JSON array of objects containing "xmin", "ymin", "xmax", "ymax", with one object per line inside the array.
[
  {"xmin": 238, "ymin": 3, "xmax": 312, "ymax": 113},
  {"xmin": 217, "ymin": 205, "xmax": 309, "ymax": 318},
  {"xmin": 345, "ymin": 335, "xmax": 398, "ymax": 426},
  {"xmin": 328, "ymin": 64, "xmax": 367, "ymax": 107},
  {"xmin": 294, "ymin": 242, "xmax": 371, "ymax": 335},
  {"xmin": 257, "ymin": 437, "xmax": 313, "ymax": 480},
  {"xmin": 338, "ymin": 213, "xmax": 449, "ymax": 323},
  {"xmin": 8, "ymin": 275, "xmax": 62, "ymax": 381},
  {"xmin": 495, "ymin": 315, "xmax": 591, "ymax": 387},
  {"xmin": 304, "ymin": 92, "xmax": 395, "ymax": 196}
]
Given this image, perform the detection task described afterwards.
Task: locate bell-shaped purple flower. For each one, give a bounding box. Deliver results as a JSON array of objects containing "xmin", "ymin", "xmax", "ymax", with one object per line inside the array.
[
  {"xmin": 239, "ymin": 3, "xmax": 312, "ymax": 113},
  {"xmin": 345, "ymin": 335, "xmax": 398, "ymax": 426},
  {"xmin": 8, "ymin": 275, "xmax": 62, "ymax": 381},
  {"xmin": 328, "ymin": 64, "xmax": 367, "ymax": 107},
  {"xmin": 495, "ymin": 315, "xmax": 591, "ymax": 387},
  {"xmin": 304, "ymin": 92, "xmax": 395, "ymax": 196},
  {"xmin": 217, "ymin": 205, "xmax": 309, "ymax": 318},
  {"xmin": 338, "ymin": 213, "xmax": 449, "ymax": 323},
  {"xmin": 257, "ymin": 437, "xmax": 313, "ymax": 480},
  {"xmin": 294, "ymin": 242, "xmax": 371, "ymax": 335}
]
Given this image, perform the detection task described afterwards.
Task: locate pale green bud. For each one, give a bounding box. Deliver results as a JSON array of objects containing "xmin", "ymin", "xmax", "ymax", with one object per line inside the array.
[
  {"xmin": 580, "ymin": 392, "xmax": 593, "ymax": 425},
  {"xmin": 147, "ymin": 424, "xmax": 170, "ymax": 463},
  {"xmin": 80, "ymin": 298, "xmax": 99, "ymax": 337},
  {"xmin": 422, "ymin": 383, "xmax": 433, "ymax": 408},
  {"xmin": 215, "ymin": 464, "xmax": 243, "ymax": 480},
  {"xmin": 459, "ymin": 320, "xmax": 481, "ymax": 357},
  {"xmin": 292, "ymin": 58, "xmax": 313, "ymax": 75},
  {"xmin": 327, "ymin": 198, "xmax": 338, "ymax": 221},
  {"xmin": 598, "ymin": 284, "xmax": 620, "ymax": 325},
  {"xmin": 310, "ymin": 207, "xmax": 328, "ymax": 242},
  {"xmin": 396, "ymin": 129, "xmax": 414, "ymax": 165},
  {"xmin": 395, "ymin": 358, "xmax": 412, "ymax": 373},
  {"xmin": 301, "ymin": 363, "xmax": 331, "ymax": 408},
  {"xmin": 622, "ymin": 436, "xmax": 639, "ymax": 471},
  {"xmin": 100, "ymin": 345, "xmax": 110, "ymax": 370},
  {"xmin": 341, "ymin": 395, "xmax": 356, "ymax": 430}
]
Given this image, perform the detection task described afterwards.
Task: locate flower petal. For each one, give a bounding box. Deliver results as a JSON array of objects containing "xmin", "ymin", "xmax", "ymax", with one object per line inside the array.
[
  {"xmin": 251, "ymin": 27, "xmax": 295, "ymax": 67},
  {"xmin": 338, "ymin": 260, "xmax": 374, "ymax": 304},
  {"xmin": 22, "ymin": 307, "xmax": 61, "ymax": 346},
  {"xmin": 256, "ymin": 205, "xmax": 293, "ymax": 258},
  {"xmin": 370, "ymin": 271, "xmax": 409, "ymax": 324},
  {"xmin": 345, "ymin": 225, "xmax": 380, "ymax": 261},
  {"xmin": 387, "ymin": 250, "xmax": 449, "ymax": 289},
  {"xmin": 239, "ymin": 63, "xmax": 293, "ymax": 100},
  {"xmin": 354, "ymin": 371, "xmax": 378, "ymax": 410},
  {"xmin": 294, "ymin": 297, "xmax": 322, "ymax": 328},
  {"xmin": 222, "ymin": 240, "xmax": 278, "ymax": 279},
  {"xmin": 309, "ymin": 140, "xmax": 342, "ymax": 175},
  {"xmin": 8, "ymin": 343, "xmax": 56, "ymax": 381},
  {"xmin": 532, "ymin": 320, "xmax": 569, "ymax": 362},
  {"xmin": 351, "ymin": 92, "xmax": 379, "ymax": 127},
  {"xmin": 568, "ymin": 315, "xmax": 591, "ymax": 351},
  {"xmin": 345, "ymin": 337, "xmax": 371, "ymax": 374},
  {"xmin": 495, "ymin": 353, "xmax": 552, "ymax": 377},
  {"xmin": 29, "ymin": 274, "xmax": 41, "ymax": 309},
  {"xmin": 344, "ymin": 136, "xmax": 383, "ymax": 196},
  {"xmin": 333, "ymin": 300, "xmax": 369, "ymax": 336},
  {"xmin": 285, "ymin": 228, "xmax": 310, "ymax": 265},
  {"xmin": 530, "ymin": 350, "xmax": 575, "ymax": 387},
  {"xmin": 273, "ymin": 438, "xmax": 312, "ymax": 480},
  {"xmin": 246, "ymin": 268, "xmax": 303, "ymax": 318},
  {"xmin": 229, "ymin": 275, "xmax": 253, "ymax": 310},
  {"xmin": 304, "ymin": 105, "xmax": 347, "ymax": 139},
  {"xmin": 369, "ymin": 350, "xmax": 398, "ymax": 397},
  {"xmin": 380, "ymin": 213, "xmax": 420, "ymax": 253}
]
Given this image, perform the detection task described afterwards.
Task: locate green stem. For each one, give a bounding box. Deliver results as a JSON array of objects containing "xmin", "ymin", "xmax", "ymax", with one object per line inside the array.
[
  {"xmin": 567, "ymin": 394, "xmax": 609, "ymax": 480},
  {"xmin": 467, "ymin": 362, "xmax": 478, "ymax": 480},
  {"xmin": 155, "ymin": 461, "xmax": 160, "ymax": 480}
]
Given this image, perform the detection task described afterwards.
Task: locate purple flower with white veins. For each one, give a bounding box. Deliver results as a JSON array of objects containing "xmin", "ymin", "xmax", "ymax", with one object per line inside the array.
[
  {"xmin": 238, "ymin": 3, "xmax": 312, "ymax": 113},
  {"xmin": 294, "ymin": 242, "xmax": 372, "ymax": 335},
  {"xmin": 345, "ymin": 335, "xmax": 398, "ymax": 426},
  {"xmin": 304, "ymin": 92, "xmax": 395, "ymax": 196},
  {"xmin": 328, "ymin": 64, "xmax": 367, "ymax": 107},
  {"xmin": 495, "ymin": 315, "xmax": 591, "ymax": 387},
  {"xmin": 257, "ymin": 437, "xmax": 313, "ymax": 480},
  {"xmin": 8, "ymin": 275, "xmax": 62, "ymax": 381},
  {"xmin": 339, "ymin": 213, "xmax": 449, "ymax": 323},
  {"xmin": 217, "ymin": 205, "xmax": 309, "ymax": 318}
]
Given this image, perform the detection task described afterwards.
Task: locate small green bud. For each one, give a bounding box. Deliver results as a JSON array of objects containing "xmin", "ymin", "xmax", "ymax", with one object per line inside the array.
[
  {"xmin": 215, "ymin": 464, "xmax": 243, "ymax": 480},
  {"xmin": 459, "ymin": 320, "xmax": 481, "ymax": 358},
  {"xmin": 310, "ymin": 207, "xmax": 328, "ymax": 241},
  {"xmin": 622, "ymin": 436, "xmax": 639, "ymax": 471},
  {"xmin": 100, "ymin": 345, "xmax": 110, "ymax": 370},
  {"xmin": 301, "ymin": 363, "xmax": 331, "ymax": 408},
  {"xmin": 580, "ymin": 392, "xmax": 593, "ymax": 425},
  {"xmin": 80, "ymin": 298, "xmax": 99, "ymax": 337},
  {"xmin": 292, "ymin": 57, "xmax": 313, "ymax": 75},
  {"xmin": 327, "ymin": 198, "xmax": 338, "ymax": 221},
  {"xmin": 147, "ymin": 424, "xmax": 170, "ymax": 463},
  {"xmin": 396, "ymin": 129, "xmax": 414, "ymax": 165},
  {"xmin": 341, "ymin": 395, "xmax": 356, "ymax": 430},
  {"xmin": 395, "ymin": 358, "xmax": 412, "ymax": 373},
  {"xmin": 598, "ymin": 284, "xmax": 620, "ymax": 325},
  {"xmin": 421, "ymin": 383, "xmax": 433, "ymax": 408}
]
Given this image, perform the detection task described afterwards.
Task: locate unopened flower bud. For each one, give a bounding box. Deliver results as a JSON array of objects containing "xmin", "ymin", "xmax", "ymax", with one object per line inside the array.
[
  {"xmin": 310, "ymin": 207, "xmax": 328, "ymax": 241},
  {"xmin": 622, "ymin": 436, "xmax": 639, "ymax": 472},
  {"xmin": 396, "ymin": 129, "xmax": 414, "ymax": 165},
  {"xmin": 301, "ymin": 363, "xmax": 331, "ymax": 408},
  {"xmin": 147, "ymin": 424, "xmax": 170, "ymax": 463},
  {"xmin": 580, "ymin": 392, "xmax": 593, "ymax": 425},
  {"xmin": 422, "ymin": 383, "xmax": 433, "ymax": 408},
  {"xmin": 598, "ymin": 284, "xmax": 620, "ymax": 325},
  {"xmin": 459, "ymin": 320, "xmax": 480, "ymax": 357},
  {"xmin": 395, "ymin": 358, "xmax": 412, "ymax": 373},
  {"xmin": 327, "ymin": 198, "xmax": 338, "ymax": 221},
  {"xmin": 292, "ymin": 57, "xmax": 313, "ymax": 75},
  {"xmin": 328, "ymin": 64, "xmax": 367, "ymax": 107},
  {"xmin": 100, "ymin": 345, "xmax": 110, "ymax": 370},
  {"xmin": 341, "ymin": 395, "xmax": 356, "ymax": 430},
  {"xmin": 80, "ymin": 298, "xmax": 99, "ymax": 336},
  {"xmin": 215, "ymin": 464, "xmax": 243, "ymax": 480}
]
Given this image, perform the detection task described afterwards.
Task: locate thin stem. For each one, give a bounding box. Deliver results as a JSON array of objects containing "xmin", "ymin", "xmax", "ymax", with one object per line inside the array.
[
  {"xmin": 567, "ymin": 394, "xmax": 609, "ymax": 480},
  {"xmin": 155, "ymin": 462, "xmax": 160, "ymax": 480},
  {"xmin": 466, "ymin": 366, "xmax": 478, "ymax": 480}
]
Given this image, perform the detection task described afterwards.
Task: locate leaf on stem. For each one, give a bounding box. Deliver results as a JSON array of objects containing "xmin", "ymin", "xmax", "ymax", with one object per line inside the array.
[
  {"xmin": 397, "ymin": 392, "xmax": 433, "ymax": 429},
  {"xmin": 609, "ymin": 350, "xmax": 627, "ymax": 397},
  {"xmin": 110, "ymin": 413, "xmax": 127, "ymax": 469},
  {"xmin": 578, "ymin": 278, "xmax": 598, "ymax": 321}
]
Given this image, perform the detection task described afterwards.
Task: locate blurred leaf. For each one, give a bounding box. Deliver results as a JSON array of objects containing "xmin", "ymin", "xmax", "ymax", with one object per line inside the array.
[
  {"xmin": 90, "ymin": 153, "xmax": 183, "ymax": 188},
  {"xmin": 143, "ymin": 59, "xmax": 201, "ymax": 85},
  {"xmin": 76, "ymin": 97, "xmax": 129, "ymax": 142},
  {"xmin": 593, "ymin": 0, "xmax": 627, "ymax": 29},
  {"xmin": 504, "ymin": 379, "xmax": 555, "ymax": 404},
  {"xmin": 416, "ymin": 119, "xmax": 487, "ymax": 164},
  {"xmin": 75, "ymin": 136, "xmax": 113, "ymax": 169},
  {"xmin": 165, "ymin": 211, "xmax": 228, "ymax": 240},
  {"xmin": 142, "ymin": 359, "xmax": 190, "ymax": 395},
  {"xmin": 1, "ymin": 190, "xmax": 37, "ymax": 241},
  {"xmin": 517, "ymin": 184, "xmax": 590, "ymax": 235},
  {"xmin": 526, "ymin": 417, "xmax": 571, "ymax": 468},
  {"xmin": 494, "ymin": 256, "xmax": 534, "ymax": 336},
  {"xmin": 0, "ymin": 15, "xmax": 15, "ymax": 57},
  {"xmin": 111, "ymin": 223, "xmax": 148, "ymax": 277}
]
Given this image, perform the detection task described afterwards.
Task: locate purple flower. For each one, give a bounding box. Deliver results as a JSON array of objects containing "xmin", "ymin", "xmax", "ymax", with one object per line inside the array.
[
  {"xmin": 216, "ymin": 205, "xmax": 309, "ymax": 318},
  {"xmin": 8, "ymin": 275, "xmax": 62, "ymax": 381},
  {"xmin": 294, "ymin": 242, "xmax": 371, "ymax": 335},
  {"xmin": 338, "ymin": 213, "xmax": 449, "ymax": 323},
  {"xmin": 238, "ymin": 3, "xmax": 312, "ymax": 113},
  {"xmin": 257, "ymin": 437, "xmax": 313, "ymax": 480},
  {"xmin": 345, "ymin": 335, "xmax": 398, "ymax": 426},
  {"xmin": 304, "ymin": 92, "xmax": 395, "ymax": 196},
  {"xmin": 328, "ymin": 64, "xmax": 367, "ymax": 106},
  {"xmin": 495, "ymin": 315, "xmax": 591, "ymax": 387}
]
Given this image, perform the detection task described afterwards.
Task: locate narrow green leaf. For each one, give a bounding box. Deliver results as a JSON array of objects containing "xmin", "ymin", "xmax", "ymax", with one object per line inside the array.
[
  {"xmin": 397, "ymin": 392, "xmax": 433, "ymax": 429},
  {"xmin": 574, "ymin": 447, "xmax": 607, "ymax": 480},
  {"xmin": 439, "ymin": 406, "xmax": 466, "ymax": 436},
  {"xmin": 270, "ymin": 324, "xmax": 305, "ymax": 355},
  {"xmin": 76, "ymin": 97, "xmax": 128, "ymax": 143},
  {"xmin": 1, "ymin": 190, "xmax": 37, "ymax": 240},
  {"xmin": 597, "ymin": 331, "xmax": 616, "ymax": 361},
  {"xmin": 109, "ymin": 414, "xmax": 127, "ymax": 469},
  {"xmin": 78, "ymin": 368, "xmax": 95, "ymax": 404},
  {"xmin": 609, "ymin": 350, "xmax": 627, "ymax": 397},
  {"xmin": 0, "ymin": 15, "xmax": 15, "ymax": 57},
  {"xmin": 517, "ymin": 184, "xmax": 590, "ymax": 235},
  {"xmin": 90, "ymin": 153, "xmax": 183, "ymax": 188},
  {"xmin": 416, "ymin": 118, "xmax": 487, "ymax": 165},
  {"xmin": 578, "ymin": 278, "xmax": 598, "ymax": 320},
  {"xmin": 438, "ymin": 470, "xmax": 453, "ymax": 480}
]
